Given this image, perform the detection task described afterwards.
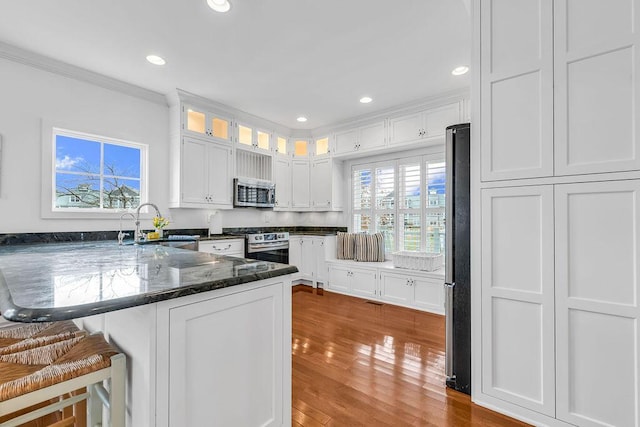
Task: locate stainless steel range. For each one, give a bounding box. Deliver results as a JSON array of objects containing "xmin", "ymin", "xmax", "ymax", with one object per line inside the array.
[{"xmin": 245, "ymin": 232, "xmax": 289, "ymax": 264}]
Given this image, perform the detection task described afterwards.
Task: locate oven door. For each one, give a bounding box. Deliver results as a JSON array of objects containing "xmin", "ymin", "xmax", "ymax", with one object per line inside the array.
[{"xmin": 246, "ymin": 242, "xmax": 289, "ymax": 263}]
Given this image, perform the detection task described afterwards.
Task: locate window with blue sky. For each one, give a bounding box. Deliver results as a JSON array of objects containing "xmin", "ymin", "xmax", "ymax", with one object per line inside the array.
[{"xmin": 53, "ymin": 129, "xmax": 146, "ymax": 210}]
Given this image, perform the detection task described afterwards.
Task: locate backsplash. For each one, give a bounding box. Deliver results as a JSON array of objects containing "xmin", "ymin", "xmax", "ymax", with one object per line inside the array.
[{"xmin": 0, "ymin": 229, "xmax": 209, "ymax": 246}]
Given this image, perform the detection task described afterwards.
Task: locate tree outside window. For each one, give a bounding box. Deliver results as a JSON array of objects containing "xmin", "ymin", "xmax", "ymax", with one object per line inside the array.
[{"xmin": 53, "ymin": 130, "xmax": 146, "ymax": 210}]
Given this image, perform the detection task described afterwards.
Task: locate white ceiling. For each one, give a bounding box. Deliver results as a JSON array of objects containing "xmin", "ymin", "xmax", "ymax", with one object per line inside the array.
[{"xmin": 0, "ymin": 0, "xmax": 471, "ymax": 130}]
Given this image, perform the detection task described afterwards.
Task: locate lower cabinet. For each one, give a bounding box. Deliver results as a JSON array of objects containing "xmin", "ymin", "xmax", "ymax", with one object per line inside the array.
[
  {"xmin": 157, "ymin": 281, "xmax": 289, "ymax": 427},
  {"xmin": 198, "ymin": 238, "xmax": 244, "ymax": 257},
  {"xmin": 290, "ymin": 235, "xmax": 334, "ymax": 286},
  {"xmin": 327, "ymin": 264, "xmax": 377, "ymax": 298},
  {"xmin": 326, "ymin": 261, "xmax": 445, "ymax": 314},
  {"xmin": 379, "ymin": 272, "xmax": 445, "ymax": 314}
]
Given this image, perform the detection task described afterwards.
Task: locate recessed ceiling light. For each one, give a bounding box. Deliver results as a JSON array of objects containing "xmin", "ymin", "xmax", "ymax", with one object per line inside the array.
[
  {"xmin": 451, "ymin": 66, "xmax": 469, "ymax": 76},
  {"xmin": 296, "ymin": 116, "xmax": 308, "ymax": 123},
  {"xmin": 207, "ymin": 0, "xmax": 231, "ymax": 12},
  {"xmin": 146, "ymin": 55, "xmax": 166, "ymax": 66},
  {"xmin": 360, "ymin": 96, "xmax": 373, "ymax": 104}
]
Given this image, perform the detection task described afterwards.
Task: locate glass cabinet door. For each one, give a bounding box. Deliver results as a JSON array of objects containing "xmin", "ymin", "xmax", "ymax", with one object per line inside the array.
[
  {"xmin": 293, "ymin": 139, "xmax": 309, "ymax": 157},
  {"xmin": 185, "ymin": 106, "xmax": 231, "ymax": 142},
  {"xmin": 276, "ymin": 136, "xmax": 288, "ymax": 155},
  {"xmin": 238, "ymin": 124, "xmax": 253, "ymax": 147},
  {"xmin": 186, "ymin": 108, "xmax": 206, "ymax": 134},
  {"xmin": 315, "ymin": 137, "xmax": 330, "ymax": 156},
  {"xmin": 256, "ymin": 130, "xmax": 270, "ymax": 151}
]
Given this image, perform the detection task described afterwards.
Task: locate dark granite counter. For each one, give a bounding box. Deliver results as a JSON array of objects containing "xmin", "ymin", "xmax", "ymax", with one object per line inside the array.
[{"xmin": 0, "ymin": 241, "xmax": 297, "ymax": 323}]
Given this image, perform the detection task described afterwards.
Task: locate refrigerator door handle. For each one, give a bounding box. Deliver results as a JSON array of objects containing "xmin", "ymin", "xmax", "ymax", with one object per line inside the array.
[
  {"xmin": 445, "ymin": 127, "xmax": 454, "ymax": 284},
  {"xmin": 445, "ymin": 282, "xmax": 455, "ymax": 379}
]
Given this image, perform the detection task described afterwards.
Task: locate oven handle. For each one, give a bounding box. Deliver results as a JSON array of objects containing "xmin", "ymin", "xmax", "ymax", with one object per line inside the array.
[{"xmin": 247, "ymin": 243, "xmax": 289, "ymax": 253}]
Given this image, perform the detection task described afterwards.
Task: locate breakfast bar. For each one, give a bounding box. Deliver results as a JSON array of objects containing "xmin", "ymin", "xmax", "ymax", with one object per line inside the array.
[{"xmin": 0, "ymin": 241, "xmax": 296, "ymax": 426}]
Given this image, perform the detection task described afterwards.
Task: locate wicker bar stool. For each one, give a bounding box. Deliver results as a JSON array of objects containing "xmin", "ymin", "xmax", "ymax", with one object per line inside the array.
[{"xmin": 0, "ymin": 321, "xmax": 126, "ymax": 427}]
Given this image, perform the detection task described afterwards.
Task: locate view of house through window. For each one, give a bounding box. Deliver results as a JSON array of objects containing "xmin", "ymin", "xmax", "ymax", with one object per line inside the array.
[
  {"xmin": 53, "ymin": 129, "xmax": 146, "ymax": 210},
  {"xmin": 352, "ymin": 154, "xmax": 446, "ymax": 255}
]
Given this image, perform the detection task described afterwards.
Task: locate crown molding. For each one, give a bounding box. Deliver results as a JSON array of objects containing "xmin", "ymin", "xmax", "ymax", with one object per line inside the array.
[
  {"xmin": 310, "ymin": 87, "xmax": 470, "ymax": 136},
  {"xmin": 0, "ymin": 41, "xmax": 167, "ymax": 106}
]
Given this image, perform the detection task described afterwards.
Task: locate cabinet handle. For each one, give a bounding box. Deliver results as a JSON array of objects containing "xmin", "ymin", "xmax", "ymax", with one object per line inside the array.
[{"xmin": 213, "ymin": 244, "xmax": 232, "ymax": 251}]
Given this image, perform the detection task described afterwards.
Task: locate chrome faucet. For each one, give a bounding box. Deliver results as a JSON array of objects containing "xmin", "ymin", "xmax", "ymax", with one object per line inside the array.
[
  {"xmin": 118, "ymin": 212, "xmax": 136, "ymax": 245},
  {"xmin": 134, "ymin": 203, "xmax": 162, "ymax": 243}
]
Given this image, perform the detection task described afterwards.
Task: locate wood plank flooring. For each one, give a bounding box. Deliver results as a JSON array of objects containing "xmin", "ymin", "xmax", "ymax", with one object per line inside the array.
[{"xmin": 291, "ymin": 286, "xmax": 530, "ymax": 426}]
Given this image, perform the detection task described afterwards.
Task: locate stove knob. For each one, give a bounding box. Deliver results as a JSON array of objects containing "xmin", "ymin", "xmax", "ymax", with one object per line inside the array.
[
  {"xmin": 277, "ymin": 233, "xmax": 284, "ymax": 239},
  {"xmin": 256, "ymin": 235, "xmax": 263, "ymax": 241}
]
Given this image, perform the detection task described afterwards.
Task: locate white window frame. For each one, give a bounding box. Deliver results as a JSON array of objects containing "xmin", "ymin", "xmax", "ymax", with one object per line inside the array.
[
  {"xmin": 41, "ymin": 122, "xmax": 149, "ymax": 219},
  {"xmin": 350, "ymin": 148, "xmax": 445, "ymax": 257}
]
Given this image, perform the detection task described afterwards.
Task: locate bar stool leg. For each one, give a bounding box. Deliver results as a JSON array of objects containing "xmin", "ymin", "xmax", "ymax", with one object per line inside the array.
[
  {"xmin": 109, "ymin": 354, "xmax": 126, "ymax": 427},
  {"xmin": 87, "ymin": 385, "xmax": 103, "ymax": 427}
]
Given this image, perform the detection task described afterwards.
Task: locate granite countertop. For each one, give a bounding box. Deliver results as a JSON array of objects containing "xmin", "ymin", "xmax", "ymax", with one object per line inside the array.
[{"xmin": 0, "ymin": 241, "xmax": 297, "ymax": 323}]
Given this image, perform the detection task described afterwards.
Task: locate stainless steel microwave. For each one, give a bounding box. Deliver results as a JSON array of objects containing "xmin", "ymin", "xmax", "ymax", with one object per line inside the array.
[{"xmin": 233, "ymin": 178, "xmax": 276, "ymax": 207}]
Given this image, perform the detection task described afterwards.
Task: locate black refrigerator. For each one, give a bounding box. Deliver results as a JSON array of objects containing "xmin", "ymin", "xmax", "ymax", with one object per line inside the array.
[{"xmin": 444, "ymin": 123, "xmax": 471, "ymax": 395}]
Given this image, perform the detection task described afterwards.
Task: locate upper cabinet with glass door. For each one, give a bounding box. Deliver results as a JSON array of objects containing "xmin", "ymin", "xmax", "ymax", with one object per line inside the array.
[
  {"xmin": 314, "ymin": 136, "xmax": 331, "ymax": 158},
  {"xmin": 184, "ymin": 105, "xmax": 233, "ymax": 143},
  {"xmin": 236, "ymin": 122, "xmax": 272, "ymax": 154},
  {"xmin": 274, "ymin": 135, "xmax": 290, "ymax": 157},
  {"xmin": 292, "ymin": 139, "xmax": 310, "ymax": 158}
]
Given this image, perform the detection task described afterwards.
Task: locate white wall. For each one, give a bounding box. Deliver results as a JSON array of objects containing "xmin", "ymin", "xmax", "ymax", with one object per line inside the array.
[{"xmin": 0, "ymin": 57, "xmax": 346, "ymax": 233}]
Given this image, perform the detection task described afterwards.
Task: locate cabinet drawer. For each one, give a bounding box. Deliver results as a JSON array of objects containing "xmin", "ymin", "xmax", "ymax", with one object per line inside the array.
[{"xmin": 199, "ymin": 239, "xmax": 244, "ymax": 255}]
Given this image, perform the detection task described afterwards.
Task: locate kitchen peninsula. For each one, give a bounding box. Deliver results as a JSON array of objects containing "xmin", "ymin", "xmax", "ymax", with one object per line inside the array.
[{"xmin": 0, "ymin": 241, "xmax": 296, "ymax": 426}]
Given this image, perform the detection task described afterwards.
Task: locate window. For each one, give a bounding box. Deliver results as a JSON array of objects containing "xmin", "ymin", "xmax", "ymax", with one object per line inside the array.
[
  {"xmin": 352, "ymin": 154, "xmax": 445, "ymax": 255},
  {"xmin": 53, "ymin": 128, "xmax": 146, "ymax": 211}
]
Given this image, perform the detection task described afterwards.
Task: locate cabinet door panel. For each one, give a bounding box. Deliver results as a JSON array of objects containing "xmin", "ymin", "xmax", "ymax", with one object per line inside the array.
[
  {"xmin": 389, "ymin": 113, "xmax": 423, "ymax": 146},
  {"xmin": 300, "ymin": 239, "xmax": 315, "ymax": 280},
  {"xmin": 350, "ymin": 269, "xmax": 377, "ymax": 298},
  {"xmin": 481, "ymin": 186, "xmax": 555, "ymax": 416},
  {"xmin": 334, "ymin": 129, "xmax": 358, "ymax": 155},
  {"xmin": 488, "ymin": 0, "xmax": 544, "ymax": 74},
  {"xmin": 207, "ymin": 142, "xmax": 233, "ymax": 205},
  {"xmin": 380, "ymin": 273, "xmax": 411, "ymax": 305},
  {"xmin": 359, "ymin": 121, "xmax": 386, "ymax": 151},
  {"xmin": 555, "ymin": 0, "xmax": 640, "ymax": 176},
  {"xmin": 413, "ymin": 277, "xmax": 444, "ymax": 314},
  {"xmin": 274, "ymin": 157, "xmax": 292, "ymax": 209},
  {"xmin": 480, "ymin": 0, "xmax": 553, "ymax": 181},
  {"xmin": 291, "ymin": 160, "xmax": 310, "ymax": 208},
  {"xmin": 168, "ymin": 285, "xmax": 283, "ymax": 427},
  {"xmin": 311, "ymin": 158, "xmax": 331, "ymax": 209},
  {"xmin": 181, "ymin": 138, "xmax": 208, "ymax": 204},
  {"xmin": 555, "ymin": 180, "xmax": 640, "ymax": 426},
  {"xmin": 328, "ymin": 265, "xmax": 350, "ymax": 293},
  {"xmin": 424, "ymin": 103, "xmax": 461, "ymax": 138},
  {"xmin": 289, "ymin": 237, "xmax": 302, "ymax": 272}
]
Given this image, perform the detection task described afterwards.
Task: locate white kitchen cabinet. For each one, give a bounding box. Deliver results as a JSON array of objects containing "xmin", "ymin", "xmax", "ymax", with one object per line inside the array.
[
  {"xmin": 379, "ymin": 271, "xmax": 444, "ymax": 314},
  {"xmin": 236, "ymin": 121, "xmax": 272, "ymax": 154},
  {"xmin": 289, "ymin": 236, "xmax": 329, "ymax": 286},
  {"xmin": 327, "ymin": 264, "xmax": 377, "ymax": 297},
  {"xmin": 480, "ymin": 185, "xmax": 556, "ymax": 416},
  {"xmin": 291, "ymin": 159, "xmax": 310, "ymax": 209},
  {"xmin": 388, "ymin": 103, "xmax": 461, "ymax": 146},
  {"xmin": 310, "ymin": 157, "xmax": 343, "ymax": 211},
  {"xmin": 199, "ymin": 238, "xmax": 244, "ymax": 258},
  {"xmin": 313, "ymin": 136, "xmax": 331, "ymax": 157},
  {"xmin": 157, "ymin": 281, "xmax": 289, "ymax": 427},
  {"xmin": 333, "ymin": 121, "xmax": 385, "ymax": 155},
  {"xmin": 554, "ymin": 180, "xmax": 640, "ymax": 427},
  {"xmin": 479, "ymin": 0, "xmax": 553, "ymax": 182},
  {"xmin": 350, "ymin": 268, "xmax": 378, "ymax": 298},
  {"xmin": 183, "ymin": 104, "xmax": 233, "ymax": 143},
  {"xmin": 289, "ymin": 236, "xmax": 303, "ymax": 277},
  {"xmin": 273, "ymin": 156, "xmax": 292, "ymax": 210},
  {"xmin": 554, "ymin": 0, "xmax": 640, "ymax": 176},
  {"xmin": 172, "ymin": 136, "xmax": 234, "ymax": 208},
  {"xmin": 379, "ymin": 272, "xmax": 412, "ymax": 305}
]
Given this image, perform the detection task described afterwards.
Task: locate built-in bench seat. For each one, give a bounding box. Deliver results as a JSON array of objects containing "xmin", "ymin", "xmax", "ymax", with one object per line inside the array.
[{"xmin": 324, "ymin": 258, "xmax": 445, "ymax": 315}]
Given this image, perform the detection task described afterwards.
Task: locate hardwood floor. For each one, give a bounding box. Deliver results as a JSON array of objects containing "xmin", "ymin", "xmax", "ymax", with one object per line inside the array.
[{"xmin": 291, "ymin": 286, "xmax": 529, "ymax": 426}]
